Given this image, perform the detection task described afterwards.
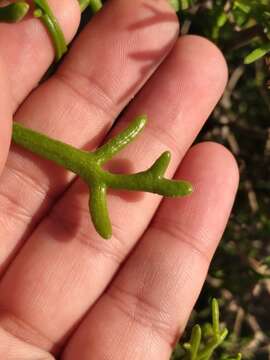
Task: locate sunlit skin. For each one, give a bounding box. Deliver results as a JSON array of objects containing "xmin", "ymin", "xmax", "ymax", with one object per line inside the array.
[{"xmin": 0, "ymin": 0, "xmax": 238, "ymax": 359}]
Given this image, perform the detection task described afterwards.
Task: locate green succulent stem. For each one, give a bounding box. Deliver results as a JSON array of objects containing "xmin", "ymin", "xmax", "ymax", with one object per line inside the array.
[
  {"xmin": 89, "ymin": 183, "xmax": 111, "ymax": 239},
  {"xmin": 34, "ymin": 0, "xmax": 67, "ymax": 61},
  {"xmin": 33, "ymin": 0, "xmax": 102, "ymax": 61},
  {"xmin": 12, "ymin": 121, "xmax": 90, "ymax": 175},
  {"xmin": 190, "ymin": 325, "xmax": 201, "ymax": 360},
  {"xmin": 12, "ymin": 115, "xmax": 193, "ymax": 239},
  {"xmin": 212, "ymin": 298, "xmax": 220, "ymax": 338},
  {"xmin": 0, "ymin": 2, "xmax": 29, "ymax": 23},
  {"xmin": 94, "ymin": 116, "xmax": 146, "ymax": 165}
]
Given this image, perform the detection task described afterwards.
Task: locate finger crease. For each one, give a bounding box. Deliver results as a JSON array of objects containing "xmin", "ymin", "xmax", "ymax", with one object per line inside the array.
[
  {"xmin": 151, "ymin": 217, "xmax": 211, "ymax": 264},
  {"xmin": 147, "ymin": 124, "xmax": 183, "ymax": 158},
  {"xmin": 0, "ymin": 309, "xmax": 55, "ymax": 355},
  {"xmin": 48, "ymin": 208, "xmax": 125, "ymax": 266},
  {"xmin": 107, "ymin": 284, "xmax": 179, "ymax": 346},
  {"xmin": 6, "ymin": 163, "xmax": 51, "ymax": 201},
  {"xmin": 55, "ymin": 70, "xmax": 118, "ymax": 120}
]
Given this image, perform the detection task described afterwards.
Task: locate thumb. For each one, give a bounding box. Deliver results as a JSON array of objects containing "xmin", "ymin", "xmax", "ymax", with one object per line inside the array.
[{"xmin": 0, "ymin": 58, "xmax": 12, "ymax": 175}]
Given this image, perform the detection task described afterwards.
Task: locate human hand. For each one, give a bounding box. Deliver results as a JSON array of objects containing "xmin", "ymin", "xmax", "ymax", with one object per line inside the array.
[{"xmin": 0, "ymin": 1, "xmax": 239, "ymax": 359}]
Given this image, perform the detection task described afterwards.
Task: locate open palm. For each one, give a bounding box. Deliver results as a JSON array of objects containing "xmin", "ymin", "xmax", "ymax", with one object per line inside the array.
[{"xmin": 0, "ymin": 0, "xmax": 238, "ymax": 359}]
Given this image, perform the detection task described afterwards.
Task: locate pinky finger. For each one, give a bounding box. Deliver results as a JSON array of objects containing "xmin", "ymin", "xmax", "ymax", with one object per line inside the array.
[{"xmin": 0, "ymin": 59, "xmax": 12, "ymax": 174}]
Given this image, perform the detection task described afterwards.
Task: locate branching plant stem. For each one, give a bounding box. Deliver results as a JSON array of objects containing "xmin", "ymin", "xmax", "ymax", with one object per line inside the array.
[
  {"xmin": 181, "ymin": 299, "xmax": 242, "ymax": 360},
  {"xmin": 12, "ymin": 116, "xmax": 193, "ymax": 239}
]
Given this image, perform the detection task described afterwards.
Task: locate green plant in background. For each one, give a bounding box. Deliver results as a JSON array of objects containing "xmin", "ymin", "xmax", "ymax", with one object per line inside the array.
[
  {"xmin": 12, "ymin": 116, "xmax": 192, "ymax": 239},
  {"xmin": 172, "ymin": 1, "xmax": 270, "ymax": 358},
  {"xmin": 171, "ymin": 299, "xmax": 242, "ymax": 360},
  {"xmin": 167, "ymin": 5, "xmax": 270, "ymax": 358},
  {"xmin": 171, "ymin": 0, "xmax": 270, "ymax": 65},
  {"xmin": 170, "ymin": 0, "xmax": 194, "ymax": 12},
  {"xmin": 232, "ymin": 0, "xmax": 270, "ymax": 64}
]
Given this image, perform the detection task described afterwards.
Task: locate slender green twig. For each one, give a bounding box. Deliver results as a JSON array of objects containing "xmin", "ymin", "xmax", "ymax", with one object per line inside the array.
[
  {"xmin": 33, "ymin": 0, "xmax": 67, "ymax": 61},
  {"xmin": 189, "ymin": 325, "xmax": 201, "ymax": 360},
  {"xmin": 33, "ymin": 0, "xmax": 102, "ymax": 61},
  {"xmin": 12, "ymin": 115, "xmax": 193, "ymax": 239},
  {"xmin": 0, "ymin": 2, "xmax": 29, "ymax": 23}
]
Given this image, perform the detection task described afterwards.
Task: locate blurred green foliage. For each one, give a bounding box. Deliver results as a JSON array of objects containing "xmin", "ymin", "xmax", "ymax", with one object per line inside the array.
[
  {"xmin": 172, "ymin": 299, "xmax": 242, "ymax": 360},
  {"xmin": 171, "ymin": 1, "xmax": 270, "ymax": 359}
]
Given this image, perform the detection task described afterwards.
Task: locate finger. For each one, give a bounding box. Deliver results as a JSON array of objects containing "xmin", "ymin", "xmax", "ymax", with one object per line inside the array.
[
  {"xmin": 0, "ymin": 35, "xmax": 227, "ymax": 354},
  {"xmin": 63, "ymin": 142, "xmax": 239, "ymax": 360},
  {"xmin": 0, "ymin": 59, "xmax": 12, "ymax": 174},
  {"xmin": 0, "ymin": 0, "xmax": 80, "ymax": 110},
  {"xmin": 0, "ymin": 0, "xmax": 178, "ymax": 274}
]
